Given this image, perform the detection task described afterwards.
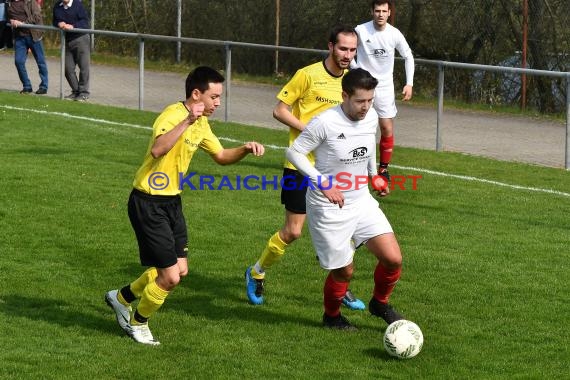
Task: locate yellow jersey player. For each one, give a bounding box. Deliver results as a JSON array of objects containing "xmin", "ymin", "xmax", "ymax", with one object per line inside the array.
[
  {"xmin": 105, "ymin": 66, "xmax": 264, "ymax": 345},
  {"xmin": 245, "ymin": 25, "xmax": 365, "ymax": 311}
]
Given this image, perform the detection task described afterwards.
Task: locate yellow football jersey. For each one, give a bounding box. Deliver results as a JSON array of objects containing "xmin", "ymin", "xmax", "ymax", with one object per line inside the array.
[
  {"xmin": 133, "ymin": 102, "xmax": 223, "ymax": 195},
  {"xmin": 277, "ymin": 60, "xmax": 346, "ymax": 169}
]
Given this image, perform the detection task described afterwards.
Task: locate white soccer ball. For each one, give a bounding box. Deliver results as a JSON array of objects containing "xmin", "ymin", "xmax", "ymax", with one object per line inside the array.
[{"xmin": 383, "ymin": 320, "xmax": 424, "ymax": 359}]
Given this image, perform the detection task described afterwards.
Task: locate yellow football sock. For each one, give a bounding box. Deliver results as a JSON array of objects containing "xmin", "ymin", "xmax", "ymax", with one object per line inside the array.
[
  {"xmin": 254, "ymin": 232, "xmax": 287, "ymax": 279},
  {"xmin": 130, "ymin": 267, "xmax": 158, "ymax": 298},
  {"xmin": 116, "ymin": 291, "xmax": 130, "ymax": 306},
  {"xmin": 134, "ymin": 280, "xmax": 169, "ymax": 322}
]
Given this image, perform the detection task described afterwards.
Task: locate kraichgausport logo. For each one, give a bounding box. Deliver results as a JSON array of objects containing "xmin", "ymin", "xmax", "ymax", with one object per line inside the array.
[{"xmin": 147, "ymin": 172, "xmax": 422, "ymax": 192}]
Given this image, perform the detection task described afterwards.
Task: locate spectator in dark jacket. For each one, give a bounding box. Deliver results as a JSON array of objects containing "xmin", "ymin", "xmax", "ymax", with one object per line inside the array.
[
  {"xmin": 53, "ymin": 0, "xmax": 90, "ymax": 101},
  {"xmin": 0, "ymin": 0, "xmax": 14, "ymax": 50}
]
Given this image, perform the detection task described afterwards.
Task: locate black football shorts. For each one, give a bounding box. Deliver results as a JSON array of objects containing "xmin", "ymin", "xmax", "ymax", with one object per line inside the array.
[
  {"xmin": 280, "ymin": 168, "xmax": 307, "ymax": 214},
  {"xmin": 128, "ymin": 189, "xmax": 189, "ymax": 268}
]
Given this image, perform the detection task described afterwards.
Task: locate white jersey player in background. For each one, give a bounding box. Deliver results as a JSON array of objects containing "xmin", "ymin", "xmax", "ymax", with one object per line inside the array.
[
  {"xmin": 352, "ymin": 0, "xmax": 415, "ymax": 196},
  {"xmin": 286, "ymin": 68, "xmax": 405, "ymax": 330}
]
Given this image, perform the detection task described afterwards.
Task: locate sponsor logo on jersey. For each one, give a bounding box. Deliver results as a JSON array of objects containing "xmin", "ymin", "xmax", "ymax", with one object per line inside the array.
[
  {"xmin": 349, "ymin": 146, "xmax": 367, "ymax": 157},
  {"xmin": 337, "ymin": 133, "xmax": 346, "ymax": 140},
  {"xmin": 315, "ymin": 96, "xmax": 341, "ymax": 105},
  {"xmin": 184, "ymin": 138, "xmax": 199, "ymax": 148},
  {"xmin": 371, "ymin": 48, "xmax": 387, "ymax": 58}
]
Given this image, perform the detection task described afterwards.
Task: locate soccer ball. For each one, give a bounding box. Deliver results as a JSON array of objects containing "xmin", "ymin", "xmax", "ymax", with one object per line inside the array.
[{"xmin": 383, "ymin": 320, "xmax": 424, "ymax": 359}]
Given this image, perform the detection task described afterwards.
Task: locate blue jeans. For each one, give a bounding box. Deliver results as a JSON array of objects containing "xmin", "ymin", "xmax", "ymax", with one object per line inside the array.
[{"xmin": 14, "ymin": 35, "xmax": 48, "ymax": 91}]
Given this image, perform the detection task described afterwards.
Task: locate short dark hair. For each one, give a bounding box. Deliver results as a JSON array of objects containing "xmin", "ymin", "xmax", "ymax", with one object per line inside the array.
[
  {"xmin": 328, "ymin": 24, "xmax": 357, "ymax": 45},
  {"xmin": 185, "ymin": 66, "xmax": 225, "ymax": 98},
  {"xmin": 371, "ymin": 0, "xmax": 392, "ymax": 9},
  {"xmin": 342, "ymin": 68, "xmax": 378, "ymax": 96}
]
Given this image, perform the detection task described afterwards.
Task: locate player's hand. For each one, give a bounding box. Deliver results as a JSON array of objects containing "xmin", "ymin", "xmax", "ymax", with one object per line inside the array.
[
  {"xmin": 402, "ymin": 85, "xmax": 413, "ymax": 101},
  {"xmin": 187, "ymin": 102, "xmax": 205, "ymax": 123},
  {"xmin": 374, "ymin": 169, "xmax": 391, "ymax": 197},
  {"xmin": 320, "ymin": 181, "xmax": 344, "ymax": 208},
  {"xmin": 244, "ymin": 142, "xmax": 265, "ymax": 156}
]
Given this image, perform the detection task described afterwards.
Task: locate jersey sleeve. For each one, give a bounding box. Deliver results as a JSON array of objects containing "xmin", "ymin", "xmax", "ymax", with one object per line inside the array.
[
  {"xmin": 290, "ymin": 116, "xmax": 326, "ymax": 155},
  {"xmin": 287, "ymin": 117, "xmax": 326, "ymax": 183},
  {"xmin": 152, "ymin": 110, "xmax": 179, "ymax": 139},
  {"xmin": 276, "ymin": 68, "xmax": 310, "ymax": 106},
  {"xmin": 198, "ymin": 120, "xmax": 224, "ymax": 156},
  {"xmin": 395, "ymin": 30, "xmax": 415, "ymax": 86}
]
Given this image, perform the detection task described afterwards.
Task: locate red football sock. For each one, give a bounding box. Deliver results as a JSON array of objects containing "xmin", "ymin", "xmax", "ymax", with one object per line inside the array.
[
  {"xmin": 373, "ymin": 263, "xmax": 401, "ymax": 304},
  {"xmin": 323, "ymin": 273, "xmax": 349, "ymax": 317},
  {"xmin": 379, "ymin": 135, "xmax": 394, "ymax": 167}
]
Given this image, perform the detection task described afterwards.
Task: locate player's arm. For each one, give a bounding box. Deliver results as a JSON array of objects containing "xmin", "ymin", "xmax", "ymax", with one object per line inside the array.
[
  {"xmin": 150, "ymin": 102, "xmax": 204, "ymax": 158},
  {"xmin": 401, "ymin": 56, "xmax": 414, "ymax": 100},
  {"xmin": 397, "ymin": 34, "xmax": 415, "ymax": 101},
  {"xmin": 287, "ymin": 147, "xmax": 344, "ymax": 208},
  {"xmin": 273, "ymin": 101, "xmax": 305, "ymax": 132},
  {"xmin": 286, "ymin": 120, "xmax": 345, "ymax": 208},
  {"xmin": 211, "ymin": 142, "xmax": 265, "ymax": 165}
]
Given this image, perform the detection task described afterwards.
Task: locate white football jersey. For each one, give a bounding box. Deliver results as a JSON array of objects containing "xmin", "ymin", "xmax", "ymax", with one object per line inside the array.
[
  {"xmin": 353, "ymin": 21, "xmax": 414, "ymax": 88},
  {"xmin": 290, "ymin": 105, "xmax": 378, "ymax": 207}
]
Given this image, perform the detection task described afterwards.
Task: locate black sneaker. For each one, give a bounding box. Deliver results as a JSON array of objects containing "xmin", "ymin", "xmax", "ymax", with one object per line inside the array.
[
  {"xmin": 35, "ymin": 88, "xmax": 47, "ymax": 95},
  {"xmin": 322, "ymin": 313, "xmax": 357, "ymax": 331},
  {"xmin": 20, "ymin": 89, "xmax": 32, "ymax": 94},
  {"xmin": 369, "ymin": 298, "xmax": 403, "ymax": 325},
  {"xmin": 74, "ymin": 94, "xmax": 89, "ymax": 102}
]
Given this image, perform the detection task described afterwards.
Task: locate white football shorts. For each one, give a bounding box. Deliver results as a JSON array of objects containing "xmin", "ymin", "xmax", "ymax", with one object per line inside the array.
[
  {"xmin": 307, "ymin": 193, "xmax": 393, "ymax": 270},
  {"xmin": 373, "ymin": 85, "xmax": 398, "ymax": 119}
]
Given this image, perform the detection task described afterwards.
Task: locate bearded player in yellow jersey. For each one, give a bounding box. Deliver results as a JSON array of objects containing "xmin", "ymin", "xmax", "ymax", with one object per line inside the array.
[
  {"xmin": 105, "ymin": 66, "xmax": 265, "ymax": 345},
  {"xmin": 245, "ymin": 25, "xmax": 365, "ymax": 310}
]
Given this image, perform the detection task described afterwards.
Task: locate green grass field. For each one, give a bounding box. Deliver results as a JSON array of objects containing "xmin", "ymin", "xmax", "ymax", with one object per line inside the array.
[{"xmin": 0, "ymin": 92, "xmax": 569, "ymax": 379}]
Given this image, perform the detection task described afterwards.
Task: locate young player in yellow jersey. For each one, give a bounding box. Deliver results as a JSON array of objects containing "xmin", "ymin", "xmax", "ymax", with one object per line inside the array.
[
  {"xmin": 244, "ymin": 25, "xmax": 365, "ymax": 310},
  {"xmin": 105, "ymin": 66, "xmax": 265, "ymax": 345}
]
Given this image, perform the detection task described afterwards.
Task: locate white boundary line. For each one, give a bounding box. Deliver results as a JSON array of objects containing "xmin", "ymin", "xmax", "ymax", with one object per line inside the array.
[{"xmin": 3, "ymin": 104, "xmax": 569, "ymax": 198}]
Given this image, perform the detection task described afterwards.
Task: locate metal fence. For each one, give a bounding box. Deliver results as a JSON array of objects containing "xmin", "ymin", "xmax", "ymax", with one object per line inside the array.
[{"xmin": 4, "ymin": 23, "xmax": 570, "ymax": 169}]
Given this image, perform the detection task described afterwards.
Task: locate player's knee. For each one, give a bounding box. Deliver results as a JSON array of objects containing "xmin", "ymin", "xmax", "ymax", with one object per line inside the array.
[
  {"xmin": 281, "ymin": 228, "xmax": 302, "ymax": 243},
  {"xmin": 332, "ymin": 266, "xmax": 353, "ymax": 282},
  {"xmin": 157, "ymin": 274, "xmax": 181, "ymax": 291},
  {"xmin": 379, "ymin": 121, "xmax": 393, "ymax": 136},
  {"xmin": 380, "ymin": 128, "xmax": 390, "ymax": 136},
  {"xmin": 343, "ymin": 265, "xmax": 354, "ymax": 280},
  {"xmin": 384, "ymin": 255, "xmax": 402, "ymax": 270},
  {"xmin": 179, "ymin": 268, "xmax": 188, "ymax": 278}
]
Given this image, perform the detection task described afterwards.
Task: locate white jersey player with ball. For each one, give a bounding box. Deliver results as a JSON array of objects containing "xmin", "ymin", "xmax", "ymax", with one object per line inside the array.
[{"xmin": 287, "ymin": 68, "xmax": 406, "ymax": 331}]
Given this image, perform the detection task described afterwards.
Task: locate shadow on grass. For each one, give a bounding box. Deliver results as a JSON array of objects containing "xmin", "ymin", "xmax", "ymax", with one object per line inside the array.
[
  {"xmin": 169, "ymin": 270, "xmax": 322, "ymax": 329},
  {"xmin": 105, "ymin": 263, "xmax": 388, "ymax": 335},
  {"xmin": 113, "ymin": 263, "xmax": 320, "ymax": 328},
  {"xmin": 0, "ymin": 294, "xmax": 122, "ymax": 337}
]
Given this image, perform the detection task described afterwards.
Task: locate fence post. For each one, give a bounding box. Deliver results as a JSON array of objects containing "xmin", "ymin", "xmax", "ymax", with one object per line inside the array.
[
  {"xmin": 564, "ymin": 74, "xmax": 570, "ymax": 170},
  {"xmin": 176, "ymin": 0, "xmax": 181, "ymax": 63},
  {"xmin": 139, "ymin": 38, "xmax": 145, "ymax": 110},
  {"xmin": 60, "ymin": 30, "xmax": 66, "ymax": 99},
  {"xmin": 224, "ymin": 43, "xmax": 232, "ymax": 122},
  {"xmin": 436, "ymin": 62, "xmax": 445, "ymax": 152},
  {"xmin": 566, "ymin": 76, "xmax": 570, "ymax": 170},
  {"xmin": 90, "ymin": 0, "xmax": 95, "ymax": 51}
]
